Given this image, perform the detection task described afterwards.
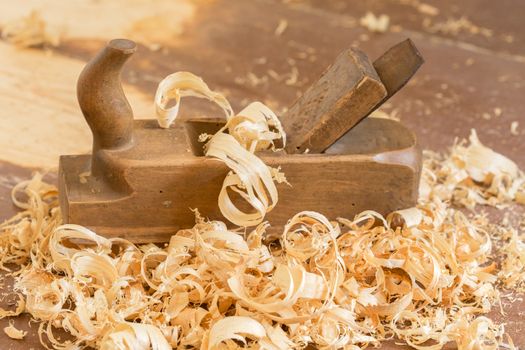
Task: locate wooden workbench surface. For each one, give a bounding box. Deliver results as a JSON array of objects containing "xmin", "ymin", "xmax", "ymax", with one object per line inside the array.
[{"xmin": 0, "ymin": 0, "xmax": 523, "ymax": 348}]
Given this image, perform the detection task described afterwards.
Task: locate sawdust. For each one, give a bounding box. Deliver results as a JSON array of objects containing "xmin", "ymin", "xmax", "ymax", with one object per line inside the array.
[
  {"xmin": 423, "ymin": 16, "xmax": 493, "ymax": 38},
  {"xmin": 369, "ymin": 109, "xmax": 401, "ymax": 121},
  {"xmin": 360, "ymin": 12, "xmax": 390, "ymax": 33}
]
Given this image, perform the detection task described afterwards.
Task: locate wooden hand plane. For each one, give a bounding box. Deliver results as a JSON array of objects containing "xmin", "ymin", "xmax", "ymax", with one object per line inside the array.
[{"xmin": 59, "ymin": 38, "xmax": 423, "ymax": 242}]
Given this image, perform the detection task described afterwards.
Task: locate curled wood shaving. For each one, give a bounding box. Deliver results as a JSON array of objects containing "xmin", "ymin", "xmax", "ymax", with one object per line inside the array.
[
  {"xmin": 3, "ymin": 321, "xmax": 27, "ymax": 340},
  {"xmin": 155, "ymin": 73, "xmax": 286, "ymax": 226},
  {"xmin": 154, "ymin": 71, "xmax": 233, "ymax": 128},
  {"xmin": 1, "ymin": 10, "xmax": 60, "ymax": 48},
  {"xmin": 206, "ymin": 316, "xmax": 266, "ymax": 348}
]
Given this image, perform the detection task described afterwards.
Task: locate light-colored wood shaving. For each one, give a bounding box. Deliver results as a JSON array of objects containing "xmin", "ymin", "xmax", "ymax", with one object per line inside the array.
[
  {"xmin": 3, "ymin": 321, "xmax": 27, "ymax": 340},
  {"xmin": 417, "ymin": 3, "xmax": 439, "ymax": 16},
  {"xmin": 398, "ymin": 0, "xmax": 439, "ymax": 16},
  {"xmin": 78, "ymin": 171, "xmax": 90, "ymax": 184},
  {"xmin": 274, "ymin": 19, "xmax": 288, "ymax": 36},
  {"xmin": 359, "ymin": 12, "xmax": 390, "ymax": 33}
]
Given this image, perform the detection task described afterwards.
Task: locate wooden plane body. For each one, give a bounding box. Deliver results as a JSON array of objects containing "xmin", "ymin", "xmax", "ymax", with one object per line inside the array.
[{"xmin": 59, "ymin": 117, "xmax": 421, "ymax": 242}]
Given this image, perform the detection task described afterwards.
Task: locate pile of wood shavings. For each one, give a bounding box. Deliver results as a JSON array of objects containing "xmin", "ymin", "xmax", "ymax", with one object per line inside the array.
[
  {"xmin": 0, "ymin": 169, "xmax": 520, "ymax": 349},
  {"xmin": 0, "ymin": 72, "xmax": 524, "ymax": 348},
  {"xmin": 420, "ymin": 129, "xmax": 525, "ymax": 208}
]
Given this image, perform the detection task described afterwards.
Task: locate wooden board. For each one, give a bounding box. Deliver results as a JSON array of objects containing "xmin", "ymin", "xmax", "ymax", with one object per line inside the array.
[
  {"xmin": 0, "ymin": 0, "xmax": 524, "ymax": 348},
  {"xmin": 0, "ymin": 0, "xmax": 194, "ymax": 168},
  {"xmin": 0, "ymin": 41, "xmax": 153, "ymax": 168},
  {"xmin": 283, "ymin": 39, "xmax": 423, "ymax": 154},
  {"xmin": 282, "ymin": 47, "xmax": 386, "ymax": 153}
]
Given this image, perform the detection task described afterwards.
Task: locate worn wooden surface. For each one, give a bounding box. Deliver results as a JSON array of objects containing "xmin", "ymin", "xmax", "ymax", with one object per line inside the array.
[
  {"xmin": 61, "ymin": 117, "xmax": 419, "ymax": 242},
  {"xmin": 0, "ymin": 0, "xmax": 524, "ymax": 348},
  {"xmin": 285, "ymin": 38, "xmax": 423, "ymax": 154},
  {"xmin": 282, "ymin": 47, "xmax": 386, "ymax": 153}
]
